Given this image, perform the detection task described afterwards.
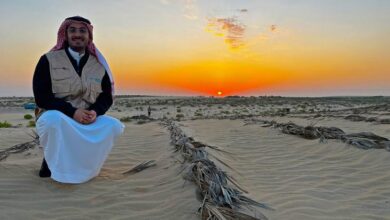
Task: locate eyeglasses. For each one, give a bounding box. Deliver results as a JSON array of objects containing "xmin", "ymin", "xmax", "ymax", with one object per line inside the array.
[{"xmin": 67, "ymin": 27, "xmax": 88, "ymax": 34}]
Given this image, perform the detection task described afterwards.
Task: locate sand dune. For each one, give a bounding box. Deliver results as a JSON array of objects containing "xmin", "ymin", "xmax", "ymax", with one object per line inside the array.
[
  {"xmin": 0, "ymin": 122, "xmax": 199, "ymax": 220},
  {"xmin": 181, "ymin": 119, "xmax": 390, "ymax": 219}
]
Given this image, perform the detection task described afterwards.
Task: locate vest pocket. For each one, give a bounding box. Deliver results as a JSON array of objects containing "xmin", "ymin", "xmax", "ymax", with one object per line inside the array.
[
  {"xmin": 84, "ymin": 82, "xmax": 102, "ymax": 104},
  {"xmin": 52, "ymin": 80, "xmax": 71, "ymax": 94},
  {"xmin": 51, "ymin": 67, "xmax": 73, "ymax": 80},
  {"xmin": 89, "ymin": 81, "xmax": 102, "ymax": 93},
  {"xmin": 52, "ymin": 66, "xmax": 69, "ymax": 71}
]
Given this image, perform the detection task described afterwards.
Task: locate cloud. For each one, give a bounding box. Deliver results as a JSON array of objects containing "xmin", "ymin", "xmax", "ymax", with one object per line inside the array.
[
  {"xmin": 160, "ymin": 0, "xmax": 198, "ymax": 20},
  {"xmin": 206, "ymin": 17, "xmax": 246, "ymax": 49},
  {"xmin": 239, "ymin": 9, "xmax": 248, "ymax": 13},
  {"xmin": 270, "ymin": 24, "xmax": 277, "ymax": 32},
  {"xmin": 183, "ymin": 0, "xmax": 198, "ymax": 20},
  {"xmin": 160, "ymin": 0, "xmax": 171, "ymax": 5}
]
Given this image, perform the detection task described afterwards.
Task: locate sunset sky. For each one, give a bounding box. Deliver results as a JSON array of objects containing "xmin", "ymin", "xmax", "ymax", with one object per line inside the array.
[{"xmin": 0, "ymin": 0, "xmax": 389, "ymax": 97}]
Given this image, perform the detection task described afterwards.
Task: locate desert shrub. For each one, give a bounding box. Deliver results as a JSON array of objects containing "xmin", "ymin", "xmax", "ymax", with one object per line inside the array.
[
  {"xmin": 120, "ymin": 117, "xmax": 132, "ymax": 122},
  {"xmin": 24, "ymin": 114, "xmax": 33, "ymax": 120},
  {"xmin": 27, "ymin": 120, "xmax": 35, "ymax": 127},
  {"xmin": 194, "ymin": 112, "xmax": 203, "ymax": 117},
  {"xmin": 0, "ymin": 121, "xmax": 12, "ymax": 128}
]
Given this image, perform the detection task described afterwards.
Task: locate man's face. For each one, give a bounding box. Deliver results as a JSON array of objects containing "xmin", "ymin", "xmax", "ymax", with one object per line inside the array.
[{"xmin": 66, "ymin": 22, "xmax": 90, "ymax": 52}]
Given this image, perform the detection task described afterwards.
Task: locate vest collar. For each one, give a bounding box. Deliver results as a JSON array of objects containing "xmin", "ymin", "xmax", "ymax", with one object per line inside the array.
[{"xmin": 67, "ymin": 47, "xmax": 85, "ymax": 66}]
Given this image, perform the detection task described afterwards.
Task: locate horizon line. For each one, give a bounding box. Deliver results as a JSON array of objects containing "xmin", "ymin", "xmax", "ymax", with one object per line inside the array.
[{"xmin": 1, "ymin": 94, "xmax": 389, "ymax": 99}]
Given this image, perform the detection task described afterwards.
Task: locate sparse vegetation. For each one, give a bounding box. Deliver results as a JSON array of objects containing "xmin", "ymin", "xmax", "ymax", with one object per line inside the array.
[
  {"xmin": 120, "ymin": 117, "xmax": 132, "ymax": 122},
  {"xmin": 0, "ymin": 121, "xmax": 12, "ymax": 128},
  {"xmin": 194, "ymin": 112, "xmax": 203, "ymax": 117},
  {"xmin": 27, "ymin": 120, "xmax": 35, "ymax": 127},
  {"xmin": 135, "ymin": 106, "xmax": 144, "ymax": 111},
  {"xmin": 136, "ymin": 120, "xmax": 147, "ymax": 124},
  {"xmin": 24, "ymin": 114, "xmax": 33, "ymax": 120}
]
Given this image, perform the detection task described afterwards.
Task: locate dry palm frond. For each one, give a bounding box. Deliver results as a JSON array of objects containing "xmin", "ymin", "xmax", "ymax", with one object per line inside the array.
[
  {"xmin": 201, "ymin": 202, "xmax": 269, "ymax": 220},
  {"xmin": 208, "ymin": 152, "xmax": 237, "ymax": 173},
  {"xmin": 278, "ymin": 122, "xmax": 321, "ymax": 139},
  {"xmin": 344, "ymin": 115, "xmax": 366, "ymax": 121},
  {"xmin": 191, "ymin": 140, "xmax": 234, "ymax": 155},
  {"xmin": 246, "ymin": 118, "xmax": 390, "ymax": 152},
  {"xmin": 316, "ymin": 127, "xmax": 345, "ymax": 139},
  {"xmin": 343, "ymin": 132, "xmax": 388, "ymax": 141},
  {"xmin": 379, "ymin": 118, "xmax": 390, "ymax": 124},
  {"xmin": 162, "ymin": 119, "xmax": 272, "ymax": 220},
  {"xmin": 0, "ymin": 132, "xmax": 39, "ymax": 161},
  {"xmin": 122, "ymin": 160, "xmax": 156, "ymax": 175},
  {"xmin": 342, "ymin": 132, "xmax": 389, "ymax": 149}
]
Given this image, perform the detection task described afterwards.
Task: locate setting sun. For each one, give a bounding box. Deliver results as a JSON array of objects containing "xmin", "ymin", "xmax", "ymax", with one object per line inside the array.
[{"xmin": 217, "ymin": 91, "xmax": 223, "ymax": 96}]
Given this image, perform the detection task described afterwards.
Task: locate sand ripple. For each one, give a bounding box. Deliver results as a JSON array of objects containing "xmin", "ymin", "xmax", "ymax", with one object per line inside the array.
[
  {"xmin": 181, "ymin": 119, "xmax": 390, "ymax": 220},
  {"xmin": 0, "ymin": 122, "xmax": 199, "ymax": 220}
]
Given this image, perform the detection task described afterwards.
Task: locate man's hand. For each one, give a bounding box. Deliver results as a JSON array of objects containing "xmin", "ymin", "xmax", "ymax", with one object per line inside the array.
[
  {"xmin": 83, "ymin": 110, "xmax": 97, "ymax": 124},
  {"xmin": 73, "ymin": 109, "xmax": 97, "ymax": 124}
]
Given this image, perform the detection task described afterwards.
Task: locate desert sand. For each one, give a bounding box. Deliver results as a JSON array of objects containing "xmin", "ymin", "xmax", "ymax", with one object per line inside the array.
[{"xmin": 1, "ymin": 96, "xmax": 390, "ymax": 220}]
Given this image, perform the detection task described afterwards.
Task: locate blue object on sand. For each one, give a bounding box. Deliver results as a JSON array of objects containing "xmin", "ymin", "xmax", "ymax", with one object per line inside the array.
[{"xmin": 24, "ymin": 103, "xmax": 36, "ymax": 110}]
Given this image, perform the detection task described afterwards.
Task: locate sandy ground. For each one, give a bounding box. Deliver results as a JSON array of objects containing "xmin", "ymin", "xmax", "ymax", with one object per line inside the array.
[
  {"xmin": 0, "ymin": 121, "xmax": 199, "ymax": 220},
  {"xmin": 181, "ymin": 119, "xmax": 390, "ymax": 219},
  {"xmin": 1, "ymin": 96, "xmax": 389, "ymax": 219}
]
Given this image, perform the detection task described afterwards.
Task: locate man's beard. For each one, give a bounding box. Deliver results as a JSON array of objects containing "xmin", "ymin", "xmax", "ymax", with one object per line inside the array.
[
  {"xmin": 69, "ymin": 42, "xmax": 87, "ymax": 53},
  {"xmin": 70, "ymin": 45, "xmax": 86, "ymax": 52}
]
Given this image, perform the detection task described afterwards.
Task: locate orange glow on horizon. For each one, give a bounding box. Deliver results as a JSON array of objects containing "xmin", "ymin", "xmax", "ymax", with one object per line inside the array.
[{"xmin": 1, "ymin": 2, "xmax": 390, "ymax": 97}]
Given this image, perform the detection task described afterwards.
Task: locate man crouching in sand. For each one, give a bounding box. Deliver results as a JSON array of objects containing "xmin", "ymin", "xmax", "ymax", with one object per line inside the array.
[{"xmin": 33, "ymin": 16, "xmax": 124, "ymax": 184}]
